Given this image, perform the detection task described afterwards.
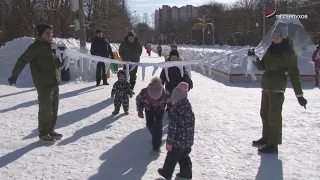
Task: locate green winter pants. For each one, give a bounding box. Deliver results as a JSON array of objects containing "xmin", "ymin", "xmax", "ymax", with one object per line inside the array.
[
  {"xmin": 37, "ymin": 86, "xmax": 59, "ymax": 138},
  {"xmin": 260, "ymin": 90, "xmax": 285, "ymax": 145}
]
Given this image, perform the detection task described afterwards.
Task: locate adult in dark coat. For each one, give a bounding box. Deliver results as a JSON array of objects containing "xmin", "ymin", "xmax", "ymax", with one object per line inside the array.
[
  {"xmin": 160, "ymin": 50, "xmax": 193, "ymax": 94},
  {"xmin": 90, "ymin": 29, "xmax": 114, "ymax": 86},
  {"xmin": 119, "ymin": 32, "xmax": 143, "ymax": 90},
  {"xmin": 160, "ymin": 49, "xmax": 193, "ymax": 112}
]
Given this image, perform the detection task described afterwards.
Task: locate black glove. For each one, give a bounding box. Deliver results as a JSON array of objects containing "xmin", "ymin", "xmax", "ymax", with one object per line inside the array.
[
  {"xmin": 297, "ymin": 96, "xmax": 307, "ymax": 109},
  {"xmin": 8, "ymin": 77, "xmax": 17, "ymax": 86},
  {"xmin": 57, "ymin": 45, "xmax": 67, "ymax": 51},
  {"xmin": 247, "ymin": 48, "xmax": 255, "ymax": 56}
]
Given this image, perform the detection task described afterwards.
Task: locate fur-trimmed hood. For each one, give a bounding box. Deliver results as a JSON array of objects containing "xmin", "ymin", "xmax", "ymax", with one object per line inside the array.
[
  {"xmin": 165, "ymin": 56, "xmax": 184, "ymax": 62},
  {"xmin": 124, "ymin": 35, "xmax": 139, "ymax": 43}
]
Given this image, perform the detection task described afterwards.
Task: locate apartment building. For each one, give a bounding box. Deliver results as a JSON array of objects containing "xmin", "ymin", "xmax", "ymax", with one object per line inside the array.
[{"xmin": 154, "ymin": 5, "xmax": 198, "ymax": 30}]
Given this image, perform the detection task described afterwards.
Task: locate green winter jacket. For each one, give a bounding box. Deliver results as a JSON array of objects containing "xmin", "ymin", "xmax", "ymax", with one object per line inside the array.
[
  {"xmin": 119, "ymin": 36, "xmax": 142, "ymax": 62},
  {"xmin": 254, "ymin": 46, "xmax": 303, "ymax": 96},
  {"xmin": 11, "ymin": 37, "xmax": 65, "ymax": 89}
]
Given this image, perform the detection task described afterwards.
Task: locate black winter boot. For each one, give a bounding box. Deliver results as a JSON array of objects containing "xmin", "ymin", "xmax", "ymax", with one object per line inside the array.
[
  {"xmin": 50, "ymin": 131, "xmax": 63, "ymax": 140},
  {"xmin": 176, "ymin": 173, "xmax": 192, "ymax": 180},
  {"xmin": 158, "ymin": 168, "xmax": 171, "ymax": 180},
  {"xmin": 112, "ymin": 110, "xmax": 119, "ymax": 115},
  {"xmin": 258, "ymin": 144, "xmax": 278, "ymax": 154},
  {"xmin": 252, "ymin": 138, "xmax": 267, "ymax": 146}
]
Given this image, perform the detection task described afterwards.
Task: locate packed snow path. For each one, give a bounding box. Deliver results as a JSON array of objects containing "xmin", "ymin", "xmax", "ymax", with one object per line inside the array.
[{"xmin": 0, "ymin": 52, "xmax": 319, "ymax": 180}]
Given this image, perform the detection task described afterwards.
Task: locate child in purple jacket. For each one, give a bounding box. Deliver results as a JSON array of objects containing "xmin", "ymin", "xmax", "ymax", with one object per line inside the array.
[{"xmin": 136, "ymin": 77, "xmax": 170, "ymax": 150}]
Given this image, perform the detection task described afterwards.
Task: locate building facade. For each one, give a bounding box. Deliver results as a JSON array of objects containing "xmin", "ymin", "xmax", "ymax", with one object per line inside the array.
[{"xmin": 155, "ymin": 5, "xmax": 198, "ymax": 31}]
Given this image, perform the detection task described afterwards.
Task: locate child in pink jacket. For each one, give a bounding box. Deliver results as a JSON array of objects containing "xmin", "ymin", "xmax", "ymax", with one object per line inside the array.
[{"xmin": 311, "ymin": 40, "xmax": 320, "ymax": 87}]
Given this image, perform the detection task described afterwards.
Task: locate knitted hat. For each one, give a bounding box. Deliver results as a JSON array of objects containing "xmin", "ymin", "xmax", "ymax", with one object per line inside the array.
[
  {"xmin": 169, "ymin": 49, "xmax": 179, "ymax": 58},
  {"xmin": 96, "ymin": 29, "xmax": 102, "ymax": 34},
  {"xmin": 36, "ymin": 24, "xmax": 53, "ymax": 36},
  {"xmin": 272, "ymin": 21, "xmax": 288, "ymax": 39},
  {"xmin": 117, "ymin": 69, "xmax": 126, "ymax": 79},
  {"xmin": 127, "ymin": 31, "xmax": 135, "ymax": 37},
  {"xmin": 147, "ymin": 77, "xmax": 164, "ymax": 100},
  {"xmin": 171, "ymin": 82, "xmax": 189, "ymax": 104}
]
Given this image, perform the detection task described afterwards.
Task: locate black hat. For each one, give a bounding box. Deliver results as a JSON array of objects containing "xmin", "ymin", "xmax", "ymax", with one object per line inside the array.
[
  {"xmin": 127, "ymin": 32, "xmax": 135, "ymax": 37},
  {"xmin": 36, "ymin": 24, "xmax": 53, "ymax": 36},
  {"xmin": 117, "ymin": 69, "xmax": 126, "ymax": 78},
  {"xmin": 169, "ymin": 49, "xmax": 179, "ymax": 58},
  {"xmin": 96, "ymin": 29, "xmax": 102, "ymax": 34}
]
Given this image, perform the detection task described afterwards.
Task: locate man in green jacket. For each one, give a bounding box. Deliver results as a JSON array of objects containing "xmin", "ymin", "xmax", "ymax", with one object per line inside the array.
[
  {"xmin": 119, "ymin": 32, "xmax": 142, "ymax": 90},
  {"xmin": 248, "ymin": 21, "xmax": 307, "ymax": 153},
  {"xmin": 8, "ymin": 24, "xmax": 65, "ymax": 143}
]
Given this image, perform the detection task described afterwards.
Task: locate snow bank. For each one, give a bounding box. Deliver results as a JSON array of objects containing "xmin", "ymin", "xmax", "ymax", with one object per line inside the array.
[
  {"xmin": 0, "ymin": 37, "xmax": 120, "ymax": 87},
  {"xmin": 153, "ymin": 42, "xmax": 314, "ymax": 76},
  {"xmin": 152, "ymin": 44, "xmax": 255, "ymax": 74}
]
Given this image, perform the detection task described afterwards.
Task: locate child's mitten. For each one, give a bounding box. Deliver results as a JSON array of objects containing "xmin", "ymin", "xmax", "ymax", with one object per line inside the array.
[{"xmin": 138, "ymin": 111, "xmax": 144, "ymax": 118}]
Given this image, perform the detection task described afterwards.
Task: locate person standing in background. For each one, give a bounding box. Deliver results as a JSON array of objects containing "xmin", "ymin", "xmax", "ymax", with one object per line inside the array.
[
  {"xmin": 119, "ymin": 32, "xmax": 142, "ymax": 90},
  {"xmin": 157, "ymin": 44, "xmax": 162, "ymax": 57},
  {"xmin": 170, "ymin": 41, "xmax": 177, "ymax": 50},
  {"xmin": 90, "ymin": 29, "xmax": 114, "ymax": 86}
]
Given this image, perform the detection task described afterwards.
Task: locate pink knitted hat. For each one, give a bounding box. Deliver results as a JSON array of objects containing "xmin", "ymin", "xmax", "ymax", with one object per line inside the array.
[
  {"xmin": 147, "ymin": 77, "xmax": 164, "ymax": 100},
  {"xmin": 177, "ymin": 82, "xmax": 189, "ymax": 92}
]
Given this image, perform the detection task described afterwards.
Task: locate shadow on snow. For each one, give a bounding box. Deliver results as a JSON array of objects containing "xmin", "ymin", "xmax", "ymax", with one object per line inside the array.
[{"xmin": 88, "ymin": 115, "xmax": 169, "ymax": 180}]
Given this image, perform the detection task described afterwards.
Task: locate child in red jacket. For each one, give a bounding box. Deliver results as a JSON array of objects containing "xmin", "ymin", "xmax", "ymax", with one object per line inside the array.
[{"xmin": 147, "ymin": 45, "xmax": 152, "ymax": 56}]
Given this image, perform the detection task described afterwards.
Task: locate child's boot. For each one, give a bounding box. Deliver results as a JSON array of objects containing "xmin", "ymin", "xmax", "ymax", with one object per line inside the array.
[
  {"xmin": 158, "ymin": 168, "xmax": 171, "ymax": 180},
  {"xmin": 123, "ymin": 104, "xmax": 129, "ymax": 115},
  {"xmin": 175, "ymin": 173, "xmax": 192, "ymax": 180},
  {"xmin": 112, "ymin": 106, "xmax": 120, "ymax": 115}
]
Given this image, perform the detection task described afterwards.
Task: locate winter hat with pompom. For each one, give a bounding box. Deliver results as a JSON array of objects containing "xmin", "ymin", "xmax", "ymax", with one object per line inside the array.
[
  {"xmin": 171, "ymin": 82, "xmax": 189, "ymax": 104},
  {"xmin": 147, "ymin": 77, "xmax": 164, "ymax": 100},
  {"xmin": 272, "ymin": 21, "xmax": 288, "ymax": 39}
]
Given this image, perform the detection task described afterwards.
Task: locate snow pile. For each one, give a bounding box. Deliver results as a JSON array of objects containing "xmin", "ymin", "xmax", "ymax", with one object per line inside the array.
[
  {"xmin": 153, "ymin": 15, "xmax": 315, "ymax": 76},
  {"xmin": 0, "ymin": 37, "xmax": 120, "ymax": 87},
  {"xmin": 153, "ymin": 44, "xmax": 256, "ymax": 74},
  {"xmin": 153, "ymin": 44, "xmax": 314, "ymax": 76}
]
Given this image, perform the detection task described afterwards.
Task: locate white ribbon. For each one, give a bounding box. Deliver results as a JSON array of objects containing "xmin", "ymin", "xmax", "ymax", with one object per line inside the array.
[{"xmin": 245, "ymin": 55, "xmax": 257, "ymax": 81}]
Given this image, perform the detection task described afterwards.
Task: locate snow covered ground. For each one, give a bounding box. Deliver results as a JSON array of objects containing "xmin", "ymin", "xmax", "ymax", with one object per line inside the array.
[{"xmin": 0, "ymin": 38, "xmax": 319, "ymax": 180}]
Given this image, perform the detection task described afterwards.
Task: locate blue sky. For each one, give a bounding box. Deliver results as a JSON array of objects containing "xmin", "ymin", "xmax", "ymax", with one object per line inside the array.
[{"xmin": 127, "ymin": 0, "xmax": 238, "ymax": 17}]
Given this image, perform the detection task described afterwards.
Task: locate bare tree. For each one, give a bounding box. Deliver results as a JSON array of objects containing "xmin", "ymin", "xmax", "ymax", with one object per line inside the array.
[
  {"xmin": 131, "ymin": 13, "xmax": 141, "ymax": 25},
  {"xmin": 142, "ymin": 13, "xmax": 150, "ymax": 26},
  {"xmin": 150, "ymin": 12, "xmax": 155, "ymax": 28}
]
